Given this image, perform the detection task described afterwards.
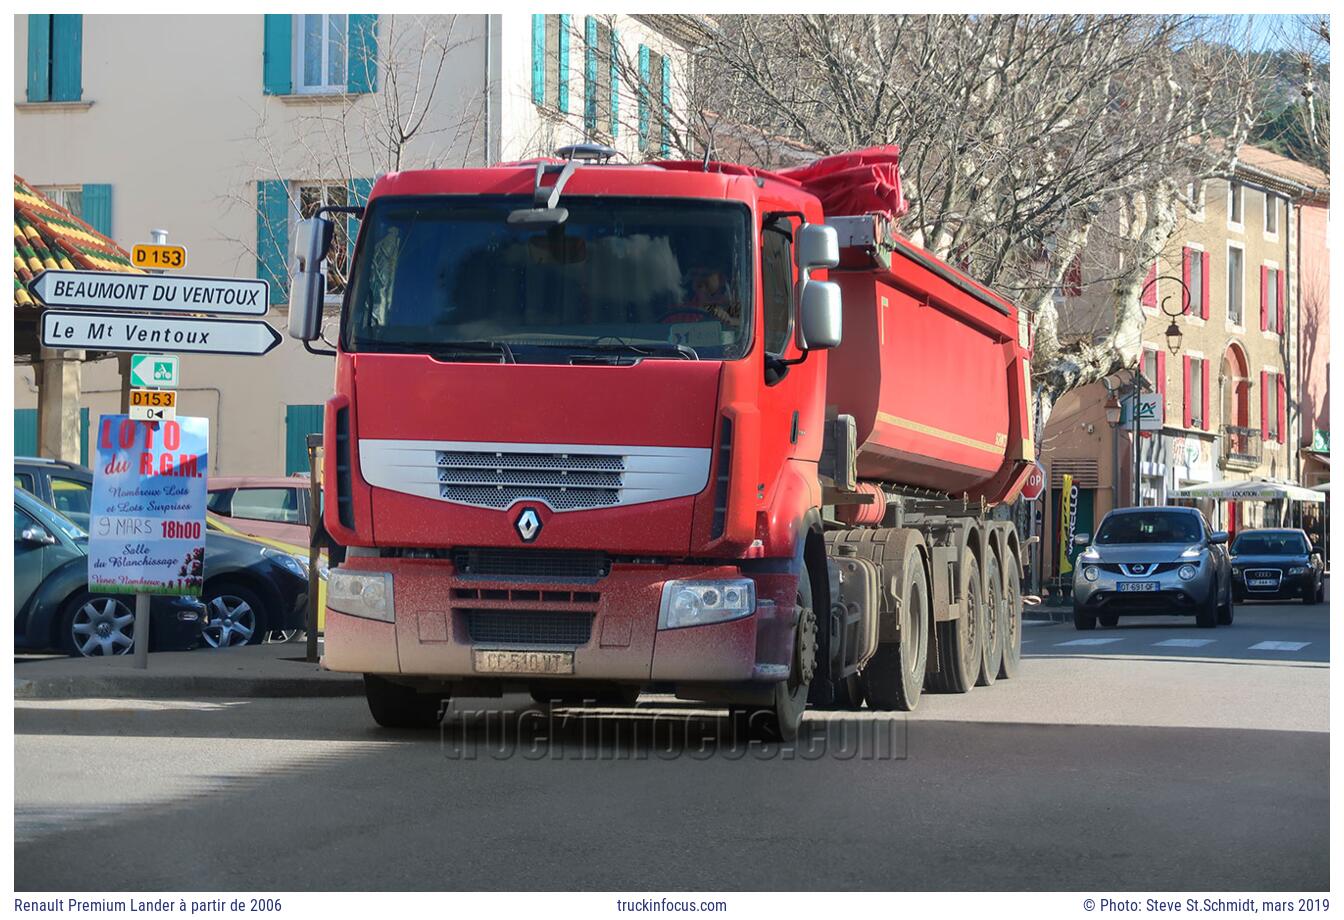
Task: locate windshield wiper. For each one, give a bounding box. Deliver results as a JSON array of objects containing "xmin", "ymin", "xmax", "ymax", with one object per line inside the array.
[
  {"xmin": 372, "ymin": 340, "xmax": 517, "ymax": 363},
  {"xmin": 533, "ymin": 340, "xmax": 698, "ymax": 361}
]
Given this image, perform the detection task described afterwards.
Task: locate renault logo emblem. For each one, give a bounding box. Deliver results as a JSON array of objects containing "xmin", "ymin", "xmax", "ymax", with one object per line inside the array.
[{"xmin": 515, "ymin": 508, "xmax": 542, "ymax": 543}]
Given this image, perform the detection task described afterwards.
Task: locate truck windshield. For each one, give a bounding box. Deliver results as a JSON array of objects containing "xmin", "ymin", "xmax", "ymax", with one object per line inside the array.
[{"xmin": 342, "ymin": 196, "xmax": 753, "ymax": 360}]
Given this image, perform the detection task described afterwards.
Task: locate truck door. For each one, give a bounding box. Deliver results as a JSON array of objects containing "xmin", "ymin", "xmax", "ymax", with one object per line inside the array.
[{"xmin": 757, "ymin": 215, "xmax": 818, "ymax": 470}]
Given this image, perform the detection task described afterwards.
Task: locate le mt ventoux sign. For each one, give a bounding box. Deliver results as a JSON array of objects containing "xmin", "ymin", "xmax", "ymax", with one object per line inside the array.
[
  {"xmin": 43, "ymin": 311, "xmax": 282, "ymax": 357},
  {"xmin": 28, "ymin": 269, "xmax": 269, "ymax": 317}
]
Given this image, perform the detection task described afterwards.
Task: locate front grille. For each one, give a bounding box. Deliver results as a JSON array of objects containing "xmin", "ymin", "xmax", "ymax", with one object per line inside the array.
[
  {"xmin": 465, "ymin": 610, "xmax": 594, "ymax": 646},
  {"xmin": 1099, "ymin": 563, "xmax": 1181, "ymax": 575},
  {"xmin": 437, "ymin": 449, "xmax": 624, "ymax": 510},
  {"xmin": 1245, "ymin": 569, "xmax": 1283, "ymax": 590},
  {"xmin": 334, "ymin": 407, "xmax": 354, "ymax": 528},
  {"xmin": 452, "ymin": 547, "xmax": 610, "ymax": 580},
  {"xmin": 710, "ymin": 417, "xmax": 732, "ymax": 539}
]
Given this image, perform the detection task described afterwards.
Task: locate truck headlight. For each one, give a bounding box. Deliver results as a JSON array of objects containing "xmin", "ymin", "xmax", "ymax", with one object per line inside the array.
[
  {"xmin": 1178, "ymin": 564, "xmax": 1198, "ymax": 581},
  {"xmin": 328, "ymin": 569, "xmax": 395, "ymax": 622},
  {"xmin": 658, "ymin": 579, "xmax": 755, "ymax": 629},
  {"xmin": 1083, "ymin": 566, "xmax": 1099, "ymax": 582}
]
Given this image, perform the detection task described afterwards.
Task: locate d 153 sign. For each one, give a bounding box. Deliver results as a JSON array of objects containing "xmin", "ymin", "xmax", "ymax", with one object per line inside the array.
[
  {"xmin": 1019, "ymin": 461, "xmax": 1047, "ymax": 502},
  {"xmin": 129, "ymin": 388, "xmax": 176, "ymax": 421},
  {"xmin": 131, "ymin": 244, "xmax": 188, "ymax": 271}
]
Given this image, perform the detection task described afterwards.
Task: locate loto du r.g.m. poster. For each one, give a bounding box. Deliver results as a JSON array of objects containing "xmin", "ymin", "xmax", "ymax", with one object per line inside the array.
[{"xmin": 89, "ymin": 415, "xmax": 208, "ymax": 595}]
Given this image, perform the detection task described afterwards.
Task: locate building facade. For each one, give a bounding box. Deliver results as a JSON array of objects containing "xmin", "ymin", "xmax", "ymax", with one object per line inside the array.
[
  {"xmin": 14, "ymin": 13, "xmax": 698, "ymax": 474},
  {"xmin": 1038, "ymin": 146, "xmax": 1329, "ymax": 583}
]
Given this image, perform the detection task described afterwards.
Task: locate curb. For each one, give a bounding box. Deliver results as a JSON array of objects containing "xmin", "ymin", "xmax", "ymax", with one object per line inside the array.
[
  {"xmin": 14, "ymin": 672, "xmax": 365, "ymax": 701},
  {"xmin": 1024, "ymin": 606, "xmax": 1072, "ymax": 623}
]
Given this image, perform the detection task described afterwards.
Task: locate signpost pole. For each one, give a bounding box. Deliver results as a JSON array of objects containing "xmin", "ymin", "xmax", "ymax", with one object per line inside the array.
[
  {"xmin": 1132, "ymin": 382, "xmax": 1142, "ymax": 508},
  {"xmin": 306, "ymin": 434, "xmax": 323, "ymax": 664}
]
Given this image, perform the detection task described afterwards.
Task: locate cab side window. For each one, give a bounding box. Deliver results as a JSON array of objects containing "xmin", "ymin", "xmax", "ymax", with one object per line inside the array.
[{"xmin": 761, "ymin": 220, "xmax": 794, "ymax": 356}]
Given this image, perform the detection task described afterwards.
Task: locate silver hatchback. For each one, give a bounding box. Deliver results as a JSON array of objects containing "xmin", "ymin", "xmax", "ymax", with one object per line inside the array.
[{"xmin": 1072, "ymin": 506, "xmax": 1233, "ymax": 630}]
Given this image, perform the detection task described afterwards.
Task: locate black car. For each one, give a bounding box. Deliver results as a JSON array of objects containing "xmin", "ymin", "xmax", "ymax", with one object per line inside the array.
[
  {"xmin": 15, "ymin": 487, "xmax": 205, "ymax": 656},
  {"xmin": 15, "ymin": 458, "xmax": 311, "ymax": 647},
  {"xmin": 1230, "ymin": 529, "xmax": 1326, "ymax": 604}
]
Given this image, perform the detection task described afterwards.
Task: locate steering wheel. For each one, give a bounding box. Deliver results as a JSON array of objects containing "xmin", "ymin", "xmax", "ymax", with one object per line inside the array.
[{"xmin": 658, "ymin": 307, "xmax": 715, "ymax": 323}]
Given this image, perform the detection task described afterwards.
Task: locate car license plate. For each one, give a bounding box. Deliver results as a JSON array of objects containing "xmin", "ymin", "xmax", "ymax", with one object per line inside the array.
[
  {"xmin": 1249, "ymin": 579, "xmax": 1277, "ymax": 588},
  {"xmin": 473, "ymin": 649, "xmax": 574, "ymax": 675},
  {"xmin": 1117, "ymin": 581, "xmax": 1159, "ymax": 592}
]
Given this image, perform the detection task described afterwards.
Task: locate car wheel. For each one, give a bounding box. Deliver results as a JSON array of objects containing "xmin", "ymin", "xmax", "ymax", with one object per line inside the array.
[
  {"xmin": 1073, "ymin": 606, "xmax": 1096, "ymax": 631},
  {"xmin": 364, "ymin": 674, "xmax": 447, "ymax": 729},
  {"xmin": 61, "ymin": 593, "xmax": 137, "ymax": 658},
  {"xmin": 265, "ymin": 629, "xmax": 304, "ymax": 644},
  {"xmin": 202, "ymin": 582, "xmax": 266, "ymax": 648},
  {"xmin": 1195, "ymin": 588, "xmax": 1218, "ymax": 628},
  {"xmin": 1098, "ymin": 613, "xmax": 1119, "ymax": 628},
  {"xmin": 1301, "ymin": 583, "xmax": 1315, "ymax": 605}
]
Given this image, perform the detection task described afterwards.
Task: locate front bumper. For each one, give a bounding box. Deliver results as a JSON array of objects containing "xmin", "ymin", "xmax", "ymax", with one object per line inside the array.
[
  {"xmin": 1073, "ymin": 563, "xmax": 1215, "ymax": 613},
  {"xmin": 322, "ymin": 556, "xmax": 798, "ymax": 686},
  {"xmin": 1233, "ymin": 568, "xmax": 1313, "ymax": 600}
]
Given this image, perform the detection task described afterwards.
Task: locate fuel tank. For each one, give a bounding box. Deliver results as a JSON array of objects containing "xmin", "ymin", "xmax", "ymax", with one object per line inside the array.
[{"xmin": 823, "ymin": 216, "xmax": 1034, "ymax": 504}]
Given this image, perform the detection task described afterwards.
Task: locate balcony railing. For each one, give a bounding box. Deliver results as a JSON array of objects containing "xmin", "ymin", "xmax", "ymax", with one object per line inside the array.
[{"xmin": 1220, "ymin": 425, "xmax": 1262, "ymax": 470}]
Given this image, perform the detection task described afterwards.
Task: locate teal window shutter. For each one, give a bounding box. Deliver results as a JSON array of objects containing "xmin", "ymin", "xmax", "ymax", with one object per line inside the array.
[
  {"xmin": 27, "ymin": 15, "xmax": 51, "ymax": 103},
  {"xmin": 347, "ymin": 177, "xmax": 373, "ymax": 248},
  {"xmin": 531, "ymin": 15, "xmax": 545, "ymax": 105},
  {"xmin": 79, "ymin": 408, "xmax": 90, "ymax": 466},
  {"xmin": 609, "ymin": 29, "xmax": 619, "ymax": 137},
  {"xmin": 81, "ymin": 184, "xmax": 112, "ymax": 237},
  {"xmin": 637, "ymin": 45, "xmax": 650, "ymax": 149},
  {"xmin": 257, "ymin": 180, "xmax": 290, "ymax": 306},
  {"xmin": 263, "ymin": 14, "xmax": 292, "ymax": 95},
  {"xmin": 557, "ymin": 15, "xmax": 570, "ymax": 113},
  {"xmin": 50, "ymin": 15, "xmax": 81, "ymax": 102},
  {"xmin": 15, "ymin": 409, "xmax": 38, "ymax": 458},
  {"xmin": 347, "ymin": 14, "xmax": 378, "ymax": 93},
  {"xmin": 285, "ymin": 405, "xmax": 325, "ymax": 475},
  {"xmin": 660, "ymin": 57, "xmax": 672, "ymax": 156},
  {"xmin": 584, "ymin": 17, "xmax": 597, "ymax": 133}
]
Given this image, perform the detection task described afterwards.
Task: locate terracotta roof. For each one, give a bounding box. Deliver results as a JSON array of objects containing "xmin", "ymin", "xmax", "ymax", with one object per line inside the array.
[
  {"xmin": 14, "ymin": 175, "xmax": 141, "ymax": 310},
  {"xmin": 1235, "ymin": 145, "xmax": 1329, "ymax": 199}
]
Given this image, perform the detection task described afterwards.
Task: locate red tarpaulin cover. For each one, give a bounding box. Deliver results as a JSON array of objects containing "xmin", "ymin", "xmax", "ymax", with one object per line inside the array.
[{"xmin": 777, "ymin": 146, "xmax": 907, "ymax": 221}]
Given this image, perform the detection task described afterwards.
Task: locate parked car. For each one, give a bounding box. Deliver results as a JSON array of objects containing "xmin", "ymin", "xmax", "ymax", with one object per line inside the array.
[
  {"xmin": 14, "ymin": 487, "xmax": 205, "ymax": 656},
  {"xmin": 15, "ymin": 459, "xmax": 313, "ymax": 647},
  {"xmin": 206, "ymin": 475, "xmax": 314, "ymax": 546},
  {"xmin": 1230, "ymin": 528, "xmax": 1325, "ymax": 604},
  {"xmin": 1072, "ymin": 506, "xmax": 1234, "ymax": 630}
]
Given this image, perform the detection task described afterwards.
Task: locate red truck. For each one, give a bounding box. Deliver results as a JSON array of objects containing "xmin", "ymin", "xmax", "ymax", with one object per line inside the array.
[{"xmin": 288, "ymin": 145, "xmax": 1035, "ymax": 739}]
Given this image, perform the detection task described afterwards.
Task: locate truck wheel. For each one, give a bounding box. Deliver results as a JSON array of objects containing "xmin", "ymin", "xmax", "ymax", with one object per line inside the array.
[
  {"xmin": 1195, "ymin": 590, "xmax": 1218, "ymax": 628},
  {"xmin": 976, "ymin": 551, "xmax": 1004, "ymax": 687},
  {"xmin": 364, "ymin": 674, "xmax": 447, "ymax": 729},
  {"xmin": 861, "ymin": 538, "xmax": 929, "ymax": 711},
  {"xmin": 927, "ymin": 547, "xmax": 982, "ymax": 693},
  {"xmin": 998, "ymin": 547, "xmax": 1022, "ymax": 680},
  {"xmin": 738, "ymin": 574, "xmax": 816, "ymax": 741}
]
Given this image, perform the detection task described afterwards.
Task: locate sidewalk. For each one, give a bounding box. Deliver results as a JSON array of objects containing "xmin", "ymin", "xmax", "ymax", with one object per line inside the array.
[{"xmin": 13, "ymin": 642, "xmax": 363, "ymax": 700}]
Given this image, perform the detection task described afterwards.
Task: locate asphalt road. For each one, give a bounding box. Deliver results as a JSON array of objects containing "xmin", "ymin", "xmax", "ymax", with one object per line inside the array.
[{"xmin": 14, "ymin": 600, "xmax": 1329, "ymax": 891}]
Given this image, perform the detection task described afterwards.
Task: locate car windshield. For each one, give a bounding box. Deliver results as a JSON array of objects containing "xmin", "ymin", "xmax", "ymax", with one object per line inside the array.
[
  {"xmin": 343, "ymin": 196, "xmax": 753, "ymax": 361},
  {"xmin": 17, "ymin": 490, "xmax": 88, "ymax": 543},
  {"xmin": 1095, "ymin": 511, "xmax": 1202, "ymax": 545},
  {"xmin": 1232, "ymin": 532, "xmax": 1310, "ymax": 555}
]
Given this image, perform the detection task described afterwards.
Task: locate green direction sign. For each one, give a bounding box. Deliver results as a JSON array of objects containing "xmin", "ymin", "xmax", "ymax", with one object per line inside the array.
[{"xmin": 130, "ymin": 353, "xmax": 180, "ymax": 389}]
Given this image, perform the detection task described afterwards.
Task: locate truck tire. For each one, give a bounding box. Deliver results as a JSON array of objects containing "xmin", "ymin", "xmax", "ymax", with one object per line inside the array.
[
  {"xmin": 860, "ymin": 535, "xmax": 929, "ymax": 711},
  {"xmin": 976, "ymin": 550, "xmax": 1004, "ymax": 686},
  {"xmin": 998, "ymin": 546, "xmax": 1022, "ymax": 680},
  {"xmin": 927, "ymin": 547, "xmax": 982, "ymax": 693},
  {"xmin": 364, "ymin": 674, "xmax": 447, "ymax": 729},
  {"xmin": 737, "ymin": 573, "xmax": 816, "ymax": 742}
]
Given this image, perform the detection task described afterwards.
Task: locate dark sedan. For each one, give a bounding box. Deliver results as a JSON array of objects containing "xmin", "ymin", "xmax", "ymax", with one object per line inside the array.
[{"xmin": 1230, "ymin": 529, "xmax": 1325, "ymax": 604}]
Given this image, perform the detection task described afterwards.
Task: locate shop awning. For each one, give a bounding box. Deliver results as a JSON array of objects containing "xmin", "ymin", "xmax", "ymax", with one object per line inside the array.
[{"xmin": 1170, "ymin": 478, "xmax": 1325, "ymax": 503}]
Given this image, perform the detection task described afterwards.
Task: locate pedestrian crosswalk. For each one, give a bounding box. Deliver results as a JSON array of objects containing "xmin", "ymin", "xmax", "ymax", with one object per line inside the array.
[{"xmin": 1043, "ymin": 637, "xmax": 1312, "ymax": 652}]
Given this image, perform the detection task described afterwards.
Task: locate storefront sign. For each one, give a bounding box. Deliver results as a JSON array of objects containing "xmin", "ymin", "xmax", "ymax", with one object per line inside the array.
[{"xmin": 89, "ymin": 415, "xmax": 208, "ymax": 596}]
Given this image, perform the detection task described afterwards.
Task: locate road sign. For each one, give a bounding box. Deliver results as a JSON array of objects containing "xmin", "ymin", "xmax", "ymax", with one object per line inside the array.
[
  {"xmin": 28, "ymin": 269, "xmax": 268, "ymax": 316},
  {"xmin": 1120, "ymin": 393, "xmax": 1164, "ymax": 432},
  {"xmin": 129, "ymin": 403, "xmax": 175, "ymax": 422},
  {"xmin": 1020, "ymin": 460, "xmax": 1046, "ymax": 502},
  {"xmin": 129, "ymin": 389, "xmax": 176, "ymax": 421},
  {"xmin": 130, "ymin": 353, "xmax": 180, "ymax": 388},
  {"xmin": 42, "ymin": 310, "xmax": 282, "ymax": 357},
  {"xmin": 131, "ymin": 244, "xmax": 188, "ymax": 271}
]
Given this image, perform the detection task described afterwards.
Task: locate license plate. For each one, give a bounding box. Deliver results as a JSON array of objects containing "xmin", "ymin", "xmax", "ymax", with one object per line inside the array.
[
  {"xmin": 473, "ymin": 649, "xmax": 574, "ymax": 675},
  {"xmin": 1249, "ymin": 579, "xmax": 1277, "ymax": 588},
  {"xmin": 1117, "ymin": 581, "xmax": 1159, "ymax": 592}
]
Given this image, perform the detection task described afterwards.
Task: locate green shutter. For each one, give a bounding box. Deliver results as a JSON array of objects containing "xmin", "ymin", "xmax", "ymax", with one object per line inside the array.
[
  {"xmin": 285, "ymin": 405, "xmax": 325, "ymax": 475},
  {"xmin": 15, "ymin": 409, "xmax": 38, "ymax": 458},
  {"xmin": 347, "ymin": 14, "xmax": 378, "ymax": 93},
  {"xmin": 660, "ymin": 56, "xmax": 671, "ymax": 156},
  {"xmin": 27, "ymin": 15, "xmax": 51, "ymax": 103},
  {"xmin": 637, "ymin": 45, "xmax": 650, "ymax": 149},
  {"xmin": 50, "ymin": 15, "xmax": 81, "ymax": 102},
  {"xmin": 347, "ymin": 177, "xmax": 373, "ymax": 250},
  {"xmin": 557, "ymin": 15, "xmax": 570, "ymax": 113},
  {"xmin": 609, "ymin": 29, "xmax": 619, "ymax": 136},
  {"xmin": 531, "ymin": 15, "xmax": 545, "ymax": 105},
  {"xmin": 81, "ymin": 184, "xmax": 112, "ymax": 237},
  {"xmin": 584, "ymin": 17, "xmax": 597, "ymax": 133},
  {"xmin": 257, "ymin": 180, "xmax": 290, "ymax": 306},
  {"xmin": 263, "ymin": 14, "xmax": 292, "ymax": 95},
  {"xmin": 79, "ymin": 407, "xmax": 90, "ymax": 466}
]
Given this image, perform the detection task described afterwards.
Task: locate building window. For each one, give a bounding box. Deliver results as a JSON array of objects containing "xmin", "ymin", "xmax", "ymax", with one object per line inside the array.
[
  {"xmin": 640, "ymin": 47, "xmax": 668, "ymax": 155},
  {"xmin": 1264, "ymin": 192, "xmax": 1279, "ymax": 235},
  {"xmin": 26, "ymin": 15, "xmax": 82, "ymax": 103},
  {"xmin": 296, "ymin": 182, "xmax": 350, "ymax": 298},
  {"xmin": 1187, "ymin": 356, "xmax": 1207, "ymax": 429},
  {"xmin": 1182, "ymin": 246, "xmax": 1206, "ymax": 317},
  {"xmin": 1227, "ymin": 181, "xmax": 1243, "ymax": 227},
  {"xmin": 37, "ymin": 185, "xmax": 82, "ymax": 219},
  {"xmin": 1226, "ymin": 244, "xmax": 1244, "ymax": 325},
  {"xmin": 1141, "ymin": 346, "xmax": 1163, "ymax": 397},
  {"xmin": 1262, "ymin": 370, "xmax": 1283, "ymax": 442},
  {"xmin": 584, "ymin": 17, "xmax": 614, "ymax": 136},
  {"xmin": 1262, "ymin": 265, "xmax": 1284, "ymax": 334},
  {"xmin": 295, "ymin": 14, "xmax": 346, "ymax": 94},
  {"xmin": 532, "ymin": 14, "xmax": 570, "ymax": 113}
]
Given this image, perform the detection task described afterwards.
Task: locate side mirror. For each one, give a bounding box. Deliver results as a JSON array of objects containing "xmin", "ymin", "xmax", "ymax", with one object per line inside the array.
[
  {"xmin": 20, "ymin": 527, "xmax": 56, "ymax": 546},
  {"xmin": 797, "ymin": 223, "xmax": 839, "ymax": 271},
  {"xmin": 288, "ymin": 217, "xmax": 334, "ymax": 342},
  {"xmin": 796, "ymin": 281, "xmax": 842, "ymax": 351},
  {"xmin": 1208, "ymin": 531, "xmax": 1229, "ymax": 545},
  {"xmin": 1072, "ymin": 533, "xmax": 1091, "ymax": 547}
]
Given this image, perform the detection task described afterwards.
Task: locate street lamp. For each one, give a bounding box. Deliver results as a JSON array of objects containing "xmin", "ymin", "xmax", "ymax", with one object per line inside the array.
[
  {"xmin": 1104, "ymin": 393, "xmax": 1122, "ymax": 427},
  {"xmin": 1164, "ymin": 320, "xmax": 1183, "ymax": 356}
]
